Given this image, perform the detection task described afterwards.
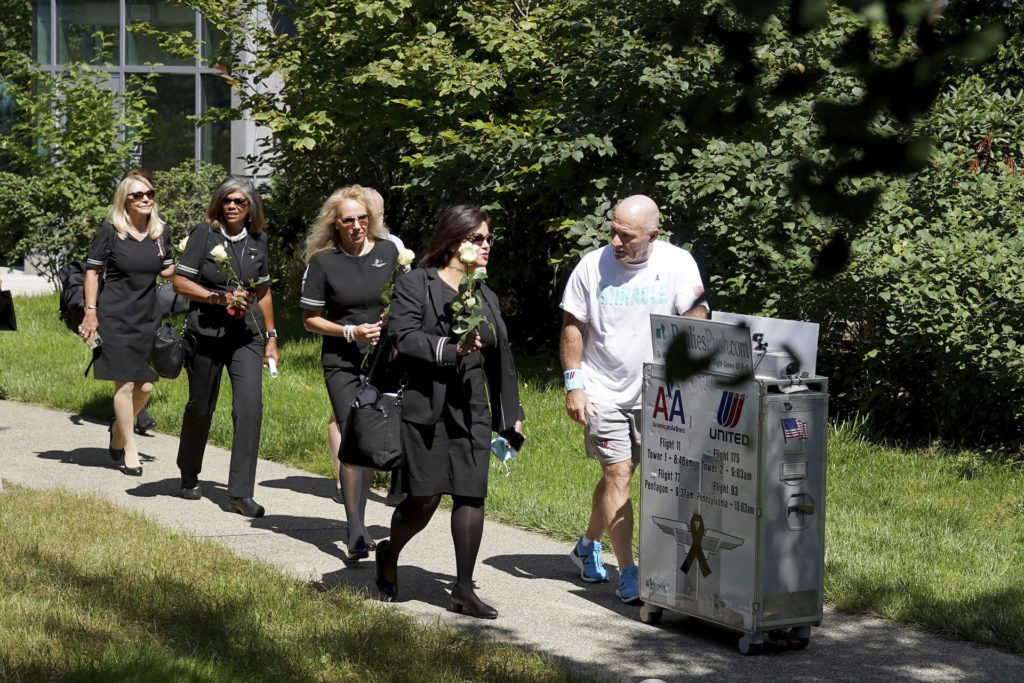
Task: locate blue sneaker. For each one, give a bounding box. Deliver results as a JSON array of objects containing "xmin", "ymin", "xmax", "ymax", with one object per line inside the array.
[
  {"xmin": 570, "ymin": 537, "xmax": 609, "ymax": 583},
  {"xmin": 616, "ymin": 564, "xmax": 642, "ymax": 604}
]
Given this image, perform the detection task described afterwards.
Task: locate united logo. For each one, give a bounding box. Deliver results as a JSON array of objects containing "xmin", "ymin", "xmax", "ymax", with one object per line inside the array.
[{"xmin": 716, "ymin": 391, "xmax": 745, "ymax": 429}]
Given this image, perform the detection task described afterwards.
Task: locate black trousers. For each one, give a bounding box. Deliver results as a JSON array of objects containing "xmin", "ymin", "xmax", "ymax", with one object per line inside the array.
[{"xmin": 177, "ymin": 331, "xmax": 264, "ymax": 498}]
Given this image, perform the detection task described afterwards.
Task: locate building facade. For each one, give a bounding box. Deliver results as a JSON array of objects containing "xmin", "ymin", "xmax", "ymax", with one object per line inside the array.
[{"xmin": 31, "ymin": 0, "xmax": 261, "ymax": 175}]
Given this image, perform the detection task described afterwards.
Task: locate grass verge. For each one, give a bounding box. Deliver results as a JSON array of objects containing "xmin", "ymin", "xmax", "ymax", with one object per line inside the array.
[{"xmin": 0, "ymin": 485, "xmax": 586, "ymax": 682}]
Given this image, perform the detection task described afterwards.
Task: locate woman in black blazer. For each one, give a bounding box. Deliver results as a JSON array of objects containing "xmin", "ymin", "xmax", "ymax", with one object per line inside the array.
[{"xmin": 376, "ymin": 205, "xmax": 524, "ymax": 618}]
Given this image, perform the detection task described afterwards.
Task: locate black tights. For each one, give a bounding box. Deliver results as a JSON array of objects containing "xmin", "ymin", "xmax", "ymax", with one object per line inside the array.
[{"xmin": 389, "ymin": 494, "xmax": 485, "ymax": 588}]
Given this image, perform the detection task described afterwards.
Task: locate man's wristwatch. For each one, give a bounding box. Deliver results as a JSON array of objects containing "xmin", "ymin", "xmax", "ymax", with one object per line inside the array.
[{"xmin": 265, "ymin": 329, "xmax": 278, "ymax": 340}]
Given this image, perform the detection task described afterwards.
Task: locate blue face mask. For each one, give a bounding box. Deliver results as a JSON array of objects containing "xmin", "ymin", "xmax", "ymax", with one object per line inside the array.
[{"xmin": 490, "ymin": 435, "xmax": 517, "ymax": 476}]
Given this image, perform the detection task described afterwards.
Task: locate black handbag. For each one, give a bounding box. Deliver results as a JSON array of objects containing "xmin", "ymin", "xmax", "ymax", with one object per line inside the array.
[
  {"xmin": 339, "ymin": 381, "xmax": 404, "ymax": 471},
  {"xmin": 149, "ymin": 320, "xmax": 184, "ymax": 379}
]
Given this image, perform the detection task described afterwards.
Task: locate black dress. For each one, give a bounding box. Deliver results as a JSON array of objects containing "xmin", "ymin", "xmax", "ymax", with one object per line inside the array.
[
  {"xmin": 84, "ymin": 220, "xmax": 172, "ymax": 382},
  {"xmin": 299, "ymin": 239, "xmax": 399, "ymax": 425},
  {"xmin": 389, "ymin": 268, "xmax": 520, "ymax": 499}
]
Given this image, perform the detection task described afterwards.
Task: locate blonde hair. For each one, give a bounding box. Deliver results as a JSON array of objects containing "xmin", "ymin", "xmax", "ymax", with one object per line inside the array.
[
  {"xmin": 108, "ymin": 172, "xmax": 165, "ymax": 239},
  {"xmin": 303, "ymin": 185, "xmax": 386, "ymax": 263}
]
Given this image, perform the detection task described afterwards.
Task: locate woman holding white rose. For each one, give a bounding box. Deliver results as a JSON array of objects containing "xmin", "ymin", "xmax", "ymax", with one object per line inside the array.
[
  {"xmin": 300, "ymin": 185, "xmax": 413, "ymax": 560},
  {"xmin": 376, "ymin": 204, "xmax": 525, "ymax": 618},
  {"xmin": 172, "ymin": 177, "xmax": 279, "ymax": 517},
  {"xmin": 79, "ymin": 170, "xmax": 175, "ymax": 476}
]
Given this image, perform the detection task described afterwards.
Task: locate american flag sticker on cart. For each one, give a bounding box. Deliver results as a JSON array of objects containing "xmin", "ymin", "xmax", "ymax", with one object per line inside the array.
[{"xmin": 782, "ymin": 417, "xmax": 809, "ymax": 441}]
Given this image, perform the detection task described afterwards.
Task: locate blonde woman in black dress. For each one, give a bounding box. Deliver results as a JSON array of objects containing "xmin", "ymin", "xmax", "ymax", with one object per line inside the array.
[
  {"xmin": 376, "ymin": 205, "xmax": 524, "ymax": 618},
  {"xmin": 301, "ymin": 185, "xmax": 398, "ymax": 560},
  {"xmin": 79, "ymin": 171, "xmax": 174, "ymax": 476}
]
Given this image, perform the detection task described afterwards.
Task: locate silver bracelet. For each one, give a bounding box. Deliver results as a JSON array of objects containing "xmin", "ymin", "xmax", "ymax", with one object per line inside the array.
[{"xmin": 343, "ymin": 324, "xmax": 355, "ymax": 343}]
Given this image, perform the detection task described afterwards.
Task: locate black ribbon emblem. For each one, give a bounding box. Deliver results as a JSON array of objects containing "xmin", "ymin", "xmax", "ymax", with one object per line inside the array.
[{"xmin": 681, "ymin": 513, "xmax": 712, "ymax": 577}]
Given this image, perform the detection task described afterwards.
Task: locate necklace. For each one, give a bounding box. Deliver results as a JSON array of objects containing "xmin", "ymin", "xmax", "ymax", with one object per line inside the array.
[{"xmin": 341, "ymin": 239, "xmax": 373, "ymax": 257}]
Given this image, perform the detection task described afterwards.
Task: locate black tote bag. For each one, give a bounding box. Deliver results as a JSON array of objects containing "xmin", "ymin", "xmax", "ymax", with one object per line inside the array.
[
  {"xmin": 149, "ymin": 320, "xmax": 184, "ymax": 379},
  {"xmin": 339, "ymin": 381, "xmax": 404, "ymax": 470}
]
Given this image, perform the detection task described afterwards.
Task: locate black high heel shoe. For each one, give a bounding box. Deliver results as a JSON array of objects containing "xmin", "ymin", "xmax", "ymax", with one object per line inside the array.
[
  {"xmin": 108, "ymin": 418, "xmax": 125, "ymax": 462},
  {"xmin": 347, "ymin": 535, "xmax": 370, "ymax": 561},
  {"xmin": 450, "ymin": 584, "xmax": 498, "ymax": 619},
  {"xmin": 120, "ymin": 464, "xmax": 143, "ymax": 477},
  {"xmin": 374, "ymin": 540, "xmax": 398, "ymax": 602}
]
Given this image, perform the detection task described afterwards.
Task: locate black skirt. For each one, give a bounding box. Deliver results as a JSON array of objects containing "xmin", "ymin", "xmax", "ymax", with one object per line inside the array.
[{"xmin": 400, "ymin": 354, "xmax": 492, "ymax": 498}]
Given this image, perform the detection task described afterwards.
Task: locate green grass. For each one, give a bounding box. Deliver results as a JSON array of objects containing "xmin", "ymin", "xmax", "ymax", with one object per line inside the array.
[
  {"xmin": 0, "ymin": 485, "xmax": 585, "ymax": 682},
  {"xmin": 3, "ymin": 294, "xmax": 1024, "ymax": 657}
]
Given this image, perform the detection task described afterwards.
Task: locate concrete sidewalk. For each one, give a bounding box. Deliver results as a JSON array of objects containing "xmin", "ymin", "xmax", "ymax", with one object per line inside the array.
[
  {"xmin": 0, "ymin": 398, "xmax": 1021, "ymax": 682},
  {"xmin": 0, "ymin": 265, "xmax": 56, "ymax": 297}
]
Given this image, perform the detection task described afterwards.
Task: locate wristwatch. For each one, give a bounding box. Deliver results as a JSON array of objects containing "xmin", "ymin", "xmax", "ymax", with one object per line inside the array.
[{"xmin": 265, "ymin": 329, "xmax": 278, "ymax": 339}]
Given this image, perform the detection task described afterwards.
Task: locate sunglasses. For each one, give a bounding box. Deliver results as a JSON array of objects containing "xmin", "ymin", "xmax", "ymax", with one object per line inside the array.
[
  {"xmin": 128, "ymin": 190, "xmax": 155, "ymax": 201},
  {"xmin": 466, "ymin": 233, "xmax": 495, "ymax": 246},
  {"xmin": 221, "ymin": 197, "xmax": 249, "ymax": 207},
  {"xmin": 338, "ymin": 214, "xmax": 369, "ymax": 227}
]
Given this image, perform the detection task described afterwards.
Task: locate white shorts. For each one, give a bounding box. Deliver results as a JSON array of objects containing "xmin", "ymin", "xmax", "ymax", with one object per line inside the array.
[{"xmin": 584, "ymin": 401, "xmax": 642, "ymax": 466}]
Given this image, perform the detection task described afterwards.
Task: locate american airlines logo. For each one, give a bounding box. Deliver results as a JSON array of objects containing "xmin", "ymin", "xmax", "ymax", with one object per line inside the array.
[{"xmin": 716, "ymin": 391, "xmax": 745, "ymax": 429}]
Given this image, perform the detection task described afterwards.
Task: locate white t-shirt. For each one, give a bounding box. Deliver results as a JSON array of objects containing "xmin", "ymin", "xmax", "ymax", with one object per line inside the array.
[{"xmin": 560, "ymin": 240, "xmax": 705, "ymax": 409}]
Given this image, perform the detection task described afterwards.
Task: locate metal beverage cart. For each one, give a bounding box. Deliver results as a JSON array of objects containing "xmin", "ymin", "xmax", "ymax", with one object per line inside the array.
[{"xmin": 638, "ymin": 315, "xmax": 827, "ymax": 654}]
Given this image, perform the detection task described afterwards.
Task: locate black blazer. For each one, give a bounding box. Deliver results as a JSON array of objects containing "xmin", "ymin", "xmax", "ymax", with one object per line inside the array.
[{"xmin": 388, "ymin": 267, "xmax": 524, "ymax": 431}]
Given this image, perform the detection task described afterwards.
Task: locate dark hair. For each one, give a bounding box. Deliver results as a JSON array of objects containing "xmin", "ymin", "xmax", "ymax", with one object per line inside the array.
[
  {"xmin": 420, "ymin": 204, "xmax": 491, "ymax": 268},
  {"xmin": 205, "ymin": 176, "xmax": 265, "ymax": 233}
]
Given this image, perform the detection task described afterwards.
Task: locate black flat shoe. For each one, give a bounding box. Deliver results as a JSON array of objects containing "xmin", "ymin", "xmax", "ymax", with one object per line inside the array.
[
  {"xmin": 227, "ymin": 496, "xmax": 265, "ymax": 518},
  {"xmin": 180, "ymin": 477, "xmax": 201, "ymax": 500},
  {"xmin": 347, "ymin": 536, "xmax": 370, "ymax": 561},
  {"xmin": 374, "ymin": 540, "xmax": 398, "ymax": 601},
  {"xmin": 450, "ymin": 585, "xmax": 498, "ymax": 619},
  {"xmin": 120, "ymin": 464, "xmax": 143, "ymax": 477},
  {"xmin": 108, "ymin": 418, "xmax": 125, "ymax": 462}
]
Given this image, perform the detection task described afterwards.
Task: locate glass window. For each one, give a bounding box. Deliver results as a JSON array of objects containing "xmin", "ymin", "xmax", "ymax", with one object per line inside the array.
[
  {"xmin": 126, "ymin": 0, "xmax": 195, "ymax": 66},
  {"xmin": 201, "ymin": 73, "xmax": 231, "ymax": 169},
  {"xmin": 141, "ymin": 73, "xmax": 195, "ymax": 172},
  {"xmin": 33, "ymin": 0, "xmax": 51, "ymax": 65},
  {"xmin": 200, "ymin": 17, "xmax": 225, "ymax": 61},
  {"xmin": 57, "ymin": 0, "xmax": 120, "ymax": 65}
]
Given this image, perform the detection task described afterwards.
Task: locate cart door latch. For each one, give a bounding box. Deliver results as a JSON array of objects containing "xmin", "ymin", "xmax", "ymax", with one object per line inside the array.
[{"xmin": 786, "ymin": 493, "xmax": 815, "ymax": 530}]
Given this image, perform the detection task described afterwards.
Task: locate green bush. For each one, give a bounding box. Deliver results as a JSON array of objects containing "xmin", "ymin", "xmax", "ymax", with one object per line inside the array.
[
  {"xmin": 152, "ymin": 160, "xmax": 229, "ymax": 243},
  {"xmin": 0, "ymin": 48, "xmax": 154, "ymax": 279},
  {"xmin": 828, "ymin": 76, "xmax": 1024, "ymax": 443}
]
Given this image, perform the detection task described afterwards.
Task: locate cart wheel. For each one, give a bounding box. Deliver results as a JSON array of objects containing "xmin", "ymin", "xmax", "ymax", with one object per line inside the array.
[
  {"xmin": 788, "ymin": 626, "xmax": 810, "ymax": 650},
  {"xmin": 738, "ymin": 634, "xmax": 764, "ymax": 655},
  {"xmin": 639, "ymin": 603, "xmax": 663, "ymax": 625}
]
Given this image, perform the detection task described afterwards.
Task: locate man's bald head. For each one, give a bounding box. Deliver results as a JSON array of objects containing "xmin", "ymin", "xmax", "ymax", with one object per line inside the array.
[{"xmin": 610, "ymin": 195, "xmax": 659, "ymax": 263}]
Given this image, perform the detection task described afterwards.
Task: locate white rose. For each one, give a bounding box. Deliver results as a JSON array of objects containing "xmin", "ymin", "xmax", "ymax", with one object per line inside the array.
[
  {"xmin": 397, "ymin": 248, "xmax": 415, "ymax": 267},
  {"xmin": 177, "ymin": 236, "xmax": 189, "ymax": 251},
  {"xmin": 458, "ymin": 242, "xmax": 479, "ymax": 265},
  {"xmin": 473, "ymin": 266, "xmax": 487, "ymax": 280},
  {"xmin": 210, "ymin": 244, "xmax": 228, "ymax": 262}
]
